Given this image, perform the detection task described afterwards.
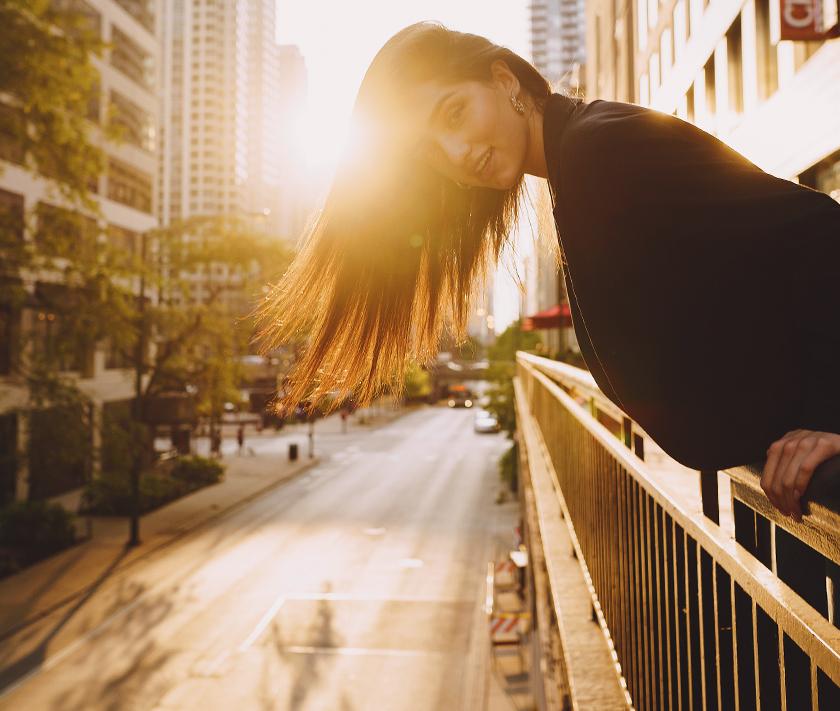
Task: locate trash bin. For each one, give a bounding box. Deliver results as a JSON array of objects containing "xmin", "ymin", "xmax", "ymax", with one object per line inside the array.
[{"xmin": 288, "ymin": 442, "xmax": 298, "ymax": 461}]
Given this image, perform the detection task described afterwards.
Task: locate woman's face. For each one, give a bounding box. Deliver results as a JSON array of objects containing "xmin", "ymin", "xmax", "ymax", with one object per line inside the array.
[{"xmin": 403, "ymin": 63, "xmax": 530, "ymax": 190}]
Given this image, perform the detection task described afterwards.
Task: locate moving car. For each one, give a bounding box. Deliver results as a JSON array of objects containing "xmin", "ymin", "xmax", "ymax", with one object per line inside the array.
[
  {"xmin": 447, "ymin": 384, "xmax": 474, "ymax": 408},
  {"xmin": 474, "ymin": 409, "xmax": 501, "ymax": 433}
]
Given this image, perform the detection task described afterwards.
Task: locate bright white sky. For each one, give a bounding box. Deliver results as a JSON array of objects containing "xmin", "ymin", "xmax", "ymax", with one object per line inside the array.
[{"xmin": 276, "ymin": 0, "xmax": 531, "ymax": 333}]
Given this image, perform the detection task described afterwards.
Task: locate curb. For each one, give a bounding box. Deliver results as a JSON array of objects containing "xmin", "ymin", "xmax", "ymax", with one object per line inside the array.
[{"xmin": 0, "ymin": 456, "xmax": 320, "ymax": 643}]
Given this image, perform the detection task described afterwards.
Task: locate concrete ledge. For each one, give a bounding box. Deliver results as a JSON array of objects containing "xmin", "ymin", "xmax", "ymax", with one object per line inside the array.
[{"xmin": 514, "ymin": 378, "xmax": 630, "ymax": 710}]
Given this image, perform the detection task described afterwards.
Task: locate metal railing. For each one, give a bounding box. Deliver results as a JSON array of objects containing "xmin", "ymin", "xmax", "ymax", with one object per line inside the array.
[{"xmin": 514, "ymin": 351, "xmax": 840, "ymax": 711}]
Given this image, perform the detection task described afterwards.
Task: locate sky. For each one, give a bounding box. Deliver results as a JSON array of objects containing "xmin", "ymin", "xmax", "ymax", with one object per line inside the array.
[{"xmin": 276, "ymin": 1, "xmax": 531, "ymax": 333}]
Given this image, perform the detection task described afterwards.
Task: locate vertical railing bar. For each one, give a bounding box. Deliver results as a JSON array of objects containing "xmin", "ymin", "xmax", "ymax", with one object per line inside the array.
[
  {"xmin": 713, "ymin": 563, "xmax": 723, "ymax": 711},
  {"xmin": 636, "ymin": 487, "xmax": 655, "ymax": 709},
  {"xmin": 618, "ymin": 461, "xmax": 632, "ymax": 695},
  {"xmin": 639, "ymin": 484, "xmax": 653, "ymax": 710},
  {"xmin": 731, "ymin": 577, "xmax": 741, "ymax": 711},
  {"xmin": 654, "ymin": 502, "xmax": 667, "ymax": 710},
  {"xmin": 778, "ymin": 627, "xmax": 788, "ymax": 711},
  {"xmin": 626, "ymin": 474, "xmax": 639, "ymax": 705},
  {"xmin": 697, "ymin": 543, "xmax": 709, "ymax": 710},
  {"xmin": 685, "ymin": 531, "xmax": 696, "ymax": 711},
  {"xmin": 663, "ymin": 512, "xmax": 676, "ymax": 711},
  {"xmin": 752, "ymin": 600, "xmax": 761, "ymax": 711},
  {"xmin": 810, "ymin": 661, "xmax": 819, "ymax": 711},
  {"xmin": 648, "ymin": 492, "xmax": 659, "ymax": 710},
  {"xmin": 673, "ymin": 521, "xmax": 685, "ymax": 711},
  {"xmin": 633, "ymin": 478, "xmax": 645, "ymax": 707}
]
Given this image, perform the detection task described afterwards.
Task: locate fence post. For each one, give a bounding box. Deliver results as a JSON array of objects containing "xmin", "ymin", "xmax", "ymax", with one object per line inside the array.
[{"xmin": 700, "ymin": 469, "xmax": 719, "ymax": 524}]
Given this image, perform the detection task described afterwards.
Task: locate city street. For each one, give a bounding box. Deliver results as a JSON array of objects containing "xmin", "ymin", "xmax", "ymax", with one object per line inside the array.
[{"xmin": 0, "ymin": 405, "xmax": 513, "ymax": 711}]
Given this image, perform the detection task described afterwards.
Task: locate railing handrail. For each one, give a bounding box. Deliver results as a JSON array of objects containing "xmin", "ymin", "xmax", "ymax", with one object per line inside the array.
[
  {"xmin": 515, "ymin": 351, "xmax": 840, "ymax": 709},
  {"xmin": 518, "ymin": 350, "xmax": 840, "ymax": 515},
  {"xmin": 517, "ymin": 355, "xmax": 840, "ymax": 679}
]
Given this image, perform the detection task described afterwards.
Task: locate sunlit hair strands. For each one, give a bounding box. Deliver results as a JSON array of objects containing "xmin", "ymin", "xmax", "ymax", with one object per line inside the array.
[{"xmin": 254, "ymin": 22, "xmax": 552, "ymax": 413}]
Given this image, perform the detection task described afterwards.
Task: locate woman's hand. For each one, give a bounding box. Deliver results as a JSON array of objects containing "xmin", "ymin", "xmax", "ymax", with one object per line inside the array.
[{"xmin": 761, "ymin": 430, "xmax": 840, "ymax": 521}]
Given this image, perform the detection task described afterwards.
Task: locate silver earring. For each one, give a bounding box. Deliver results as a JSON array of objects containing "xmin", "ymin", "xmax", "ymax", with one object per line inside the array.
[{"xmin": 510, "ymin": 94, "xmax": 526, "ymax": 115}]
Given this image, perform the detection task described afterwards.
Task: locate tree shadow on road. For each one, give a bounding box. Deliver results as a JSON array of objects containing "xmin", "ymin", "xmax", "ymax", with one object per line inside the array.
[{"xmin": 0, "ymin": 546, "xmax": 130, "ymax": 693}]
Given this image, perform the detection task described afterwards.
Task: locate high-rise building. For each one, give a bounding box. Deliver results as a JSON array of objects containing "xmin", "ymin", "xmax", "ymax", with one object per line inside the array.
[
  {"xmin": 522, "ymin": 1, "xmax": 585, "ymax": 360},
  {"xmin": 0, "ymin": 0, "xmax": 160, "ymax": 502},
  {"xmin": 158, "ymin": 0, "xmax": 308, "ymax": 236},
  {"xmin": 586, "ymin": 0, "xmax": 840, "ymax": 193},
  {"xmin": 530, "ymin": 0, "xmax": 587, "ymax": 91}
]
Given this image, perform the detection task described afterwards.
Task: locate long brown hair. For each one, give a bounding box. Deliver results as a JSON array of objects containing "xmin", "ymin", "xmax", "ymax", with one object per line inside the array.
[{"xmin": 254, "ymin": 22, "xmax": 551, "ymax": 412}]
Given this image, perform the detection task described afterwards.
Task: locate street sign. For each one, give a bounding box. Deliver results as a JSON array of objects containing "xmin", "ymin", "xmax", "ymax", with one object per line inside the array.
[{"xmin": 780, "ymin": 0, "xmax": 840, "ymax": 40}]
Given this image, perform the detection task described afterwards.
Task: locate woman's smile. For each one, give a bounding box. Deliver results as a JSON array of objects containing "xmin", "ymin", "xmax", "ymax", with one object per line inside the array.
[{"xmin": 474, "ymin": 147, "xmax": 493, "ymax": 180}]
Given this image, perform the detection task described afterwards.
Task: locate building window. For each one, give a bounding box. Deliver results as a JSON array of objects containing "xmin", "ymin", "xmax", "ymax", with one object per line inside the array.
[
  {"xmin": 113, "ymin": 0, "xmax": 155, "ymax": 32},
  {"xmin": 755, "ymin": 0, "xmax": 778, "ymax": 101},
  {"xmin": 726, "ymin": 18, "xmax": 744, "ymax": 116},
  {"xmin": 109, "ymin": 90, "xmax": 154, "ymax": 151},
  {"xmin": 799, "ymin": 149, "xmax": 840, "ymax": 203},
  {"xmin": 0, "ymin": 189, "xmax": 24, "ymax": 249},
  {"xmin": 649, "ymin": 52, "xmax": 661, "ymax": 97},
  {"xmin": 673, "ymin": 1, "xmax": 688, "ymax": 62},
  {"xmin": 0, "ymin": 104, "xmax": 25, "ymax": 165},
  {"xmin": 704, "ymin": 57, "xmax": 716, "ymax": 119},
  {"xmin": 86, "ymin": 73, "xmax": 101, "ymax": 124},
  {"xmin": 107, "ymin": 157, "xmax": 152, "ymax": 213},
  {"xmin": 110, "ymin": 25, "xmax": 153, "ymax": 90},
  {"xmin": 660, "ymin": 29, "xmax": 673, "ymax": 82},
  {"xmin": 30, "ymin": 283, "xmax": 90, "ymax": 374},
  {"xmin": 35, "ymin": 202, "xmax": 99, "ymax": 261},
  {"xmin": 639, "ymin": 72, "xmax": 650, "ymax": 106},
  {"xmin": 637, "ymin": 0, "xmax": 648, "ymax": 51},
  {"xmin": 686, "ymin": 83, "xmax": 696, "ymax": 122},
  {"xmin": 106, "ymin": 224, "xmax": 139, "ymax": 267}
]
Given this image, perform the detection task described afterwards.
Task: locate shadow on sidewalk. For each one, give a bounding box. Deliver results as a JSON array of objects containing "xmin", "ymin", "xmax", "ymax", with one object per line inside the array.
[{"xmin": 0, "ymin": 547, "xmax": 129, "ymax": 693}]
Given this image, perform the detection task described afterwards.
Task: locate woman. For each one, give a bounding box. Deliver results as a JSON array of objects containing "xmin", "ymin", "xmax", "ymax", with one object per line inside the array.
[{"xmin": 256, "ymin": 22, "xmax": 840, "ymax": 520}]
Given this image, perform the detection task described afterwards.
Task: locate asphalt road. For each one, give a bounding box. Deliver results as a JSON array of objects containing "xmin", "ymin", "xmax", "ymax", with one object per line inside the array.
[{"xmin": 0, "ymin": 405, "xmax": 512, "ymax": 711}]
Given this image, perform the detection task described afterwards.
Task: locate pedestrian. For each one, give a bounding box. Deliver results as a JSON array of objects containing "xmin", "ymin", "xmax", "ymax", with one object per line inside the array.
[
  {"xmin": 236, "ymin": 423, "xmax": 245, "ymax": 456},
  {"xmin": 210, "ymin": 429, "xmax": 222, "ymax": 459},
  {"xmin": 255, "ymin": 22, "xmax": 840, "ymax": 520}
]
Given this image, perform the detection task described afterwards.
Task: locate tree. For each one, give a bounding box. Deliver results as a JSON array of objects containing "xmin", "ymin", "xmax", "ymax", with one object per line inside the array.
[
  {"xmin": 0, "ymin": 0, "xmax": 107, "ymax": 210},
  {"xmin": 484, "ymin": 320, "xmax": 541, "ymax": 439}
]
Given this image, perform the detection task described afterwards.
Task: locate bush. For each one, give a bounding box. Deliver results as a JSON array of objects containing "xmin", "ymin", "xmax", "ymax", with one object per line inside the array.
[
  {"xmin": 171, "ymin": 455, "xmax": 224, "ymax": 486},
  {"xmin": 499, "ymin": 444, "xmax": 518, "ymax": 493},
  {"xmin": 80, "ymin": 456, "xmax": 224, "ymax": 516},
  {"xmin": 0, "ymin": 500, "xmax": 77, "ymax": 577}
]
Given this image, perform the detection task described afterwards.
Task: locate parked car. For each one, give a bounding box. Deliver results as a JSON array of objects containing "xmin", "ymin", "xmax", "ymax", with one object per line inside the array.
[{"xmin": 474, "ymin": 409, "xmax": 501, "ymax": 433}]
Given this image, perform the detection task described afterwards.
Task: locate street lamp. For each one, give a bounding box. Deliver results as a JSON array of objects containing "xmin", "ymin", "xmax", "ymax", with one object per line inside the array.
[{"xmin": 129, "ymin": 230, "xmax": 148, "ymax": 547}]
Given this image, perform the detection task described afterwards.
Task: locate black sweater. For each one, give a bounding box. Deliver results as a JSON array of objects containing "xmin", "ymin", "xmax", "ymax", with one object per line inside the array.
[{"xmin": 542, "ymin": 93, "xmax": 840, "ymax": 470}]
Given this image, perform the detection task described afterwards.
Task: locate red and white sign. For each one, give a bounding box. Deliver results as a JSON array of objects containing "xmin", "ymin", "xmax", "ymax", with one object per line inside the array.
[
  {"xmin": 780, "ymin": 0, "xmax": 839, "ymax": 40},
  {"xmin": 489, "ymin": 615, "xmax": 520, "ymax": 643}
]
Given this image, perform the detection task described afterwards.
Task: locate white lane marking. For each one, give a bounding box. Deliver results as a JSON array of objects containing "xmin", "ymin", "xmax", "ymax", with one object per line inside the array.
[
  {"xmin": 278, "ymin": 592, "xmax": 471, "ymax": 603},
  {"xmin": 398, "ymin": 558, "xmax": 424, "ymax": 569},
  {"xmin": 279, "ymin": 646, "xmax": 441, "ymax": 658},
  {"xmin": 238, "ymin": 594, "xmax": 286, "ymax": 651},
  {"xmin": 191, "ymin": 650, "xmax": 231, "ymax": 678}
]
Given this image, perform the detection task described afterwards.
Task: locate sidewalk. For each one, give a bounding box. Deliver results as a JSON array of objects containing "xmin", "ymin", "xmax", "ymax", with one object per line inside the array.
[{"xmin": 0, "ymin": 399, "xmax": 412, "ymax": 641}]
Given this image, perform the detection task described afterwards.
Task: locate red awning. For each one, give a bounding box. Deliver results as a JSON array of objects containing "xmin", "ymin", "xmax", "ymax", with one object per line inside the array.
[{"xmin": 522, "ymin": 303, "xmax": 572, "ymax": 331}]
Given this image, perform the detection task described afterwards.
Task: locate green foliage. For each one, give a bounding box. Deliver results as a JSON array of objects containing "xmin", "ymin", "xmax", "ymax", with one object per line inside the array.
[
  {"xmin": 484, "ymin": 320, "xmax": 542, "ymax": 440},
  {"xmin": 484, "ymin": 362, "xmax": 517, "ymax": 438},
  {"xmin": 170, "ymin": 455, "xmax": 224, "ymax": 487},
  {"xmin": 0, "ymin": 500, "xmax": 76, "ymax": 577},
  {"xmin": 488, "ymin": 319, "xmax": 542, "ymax": 362},
  {"xmin": 81, "ymin": 455, "xmax": 225, "ymax": 516},
  {"xmin": 402, "ymin": 361, "xmax": 431, "ymax": 401},
  {"xmin": 0, "ymin": 0, "xmax": 107, "ymax": 209},
  {"xmin": 499, "ymin": 443, "xmax": 518, "ymax": 492}
]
